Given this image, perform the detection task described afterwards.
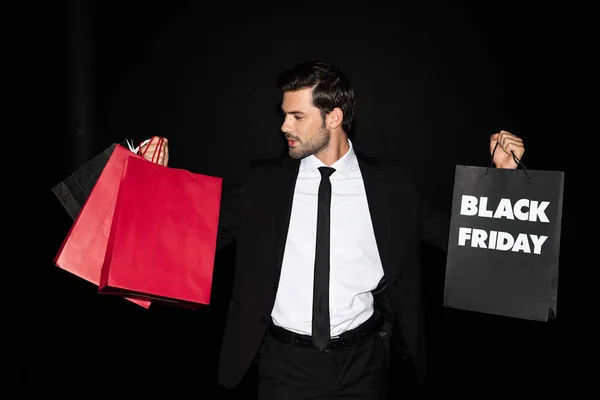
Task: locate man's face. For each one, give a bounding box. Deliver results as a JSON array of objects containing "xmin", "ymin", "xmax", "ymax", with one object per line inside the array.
[{"xmin": 280, "ymin": 88, "xmax": 330, "ymax": 159}]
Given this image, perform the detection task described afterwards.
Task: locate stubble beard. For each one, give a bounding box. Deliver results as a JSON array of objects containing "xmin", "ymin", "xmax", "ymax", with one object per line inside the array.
[{"xmin": 288, "ymin": 126, "xmax": 331, "ymax": 160}]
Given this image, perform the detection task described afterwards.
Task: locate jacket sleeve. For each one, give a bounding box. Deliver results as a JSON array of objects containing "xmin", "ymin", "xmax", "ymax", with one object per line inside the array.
[
  {"xmin": 215, "ymin": 159, "xmax": 260, "ymax": 252},
  {"xmin": 216, "ymin": 178, "xmax": 243, "ymax": 252},
  {"xmin": 419, "ymin": 192, "xmax": 451, "ymax": 252},
  {"xmin": 407, "ymin": 167, "xmax": 451, "ymax": 252}
]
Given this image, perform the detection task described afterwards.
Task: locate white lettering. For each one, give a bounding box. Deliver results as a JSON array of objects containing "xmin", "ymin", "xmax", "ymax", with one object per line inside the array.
[
  {"xmin": 511, "ymin": 233, "xmax": 530, "ymax": 253},
  {"xmin": 478, "ymin": 197, "xmax": 493, "ymax": 218},
  {"xmin": 459, "ymin": 195, "xmax": 550, "ymax": 223},
  {"xmin": 460, "ymin": 195, "xmax": 478, "ymax": 216},
  {"xmin": 471, "ymin": 228, "xmax": 488, "ymax": 248},
  {"xmin": 488, "ymin": 230, "xmax": 498, "ymax": 249},
  {"xmin": 493, "ymin": 198, "xmax": 514, "ymax": 220},
  {"xmin": 495, "ymin": 231, "xmax": 514, "ymax": 251},
  {"xmin": 530, "ymin": 234, "xmax": 548, "ymax": 255},
  {"xmin": 458, "ymin": 227, "xmax": 472, "ymax": 246},
  {"xmin": 513, "ymin": 198, "xmax": 529, "ymax": 221},
  {"xmin": 457, "ymin": 227, "xmax": 548, "ymax": 255},
  {"xmin": 529, "ymin": 201, "xmax": 550, "ymax": 223}
]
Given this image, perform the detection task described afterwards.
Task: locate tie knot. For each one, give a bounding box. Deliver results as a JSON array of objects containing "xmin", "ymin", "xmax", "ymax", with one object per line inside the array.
[{"xmin": 318, "ymin": 166, "xmax": 336, "ymax": 178}]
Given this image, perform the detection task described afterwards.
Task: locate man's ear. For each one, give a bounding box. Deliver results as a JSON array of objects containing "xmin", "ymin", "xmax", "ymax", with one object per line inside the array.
[{"xmin": 327, "ymin": 107, "xmax": 344, "ymax": 130}]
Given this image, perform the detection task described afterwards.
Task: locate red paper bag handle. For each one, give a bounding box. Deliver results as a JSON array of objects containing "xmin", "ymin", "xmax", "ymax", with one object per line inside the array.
[{"xmin": 139, "ymin": 136, "xmax": 165, "ymax": 164}]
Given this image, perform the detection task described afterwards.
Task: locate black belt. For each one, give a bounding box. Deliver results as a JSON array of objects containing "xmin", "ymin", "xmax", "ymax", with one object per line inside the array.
[{"xmin": 268, "ymin": 313, "xmax": 384, "ymax": 352}]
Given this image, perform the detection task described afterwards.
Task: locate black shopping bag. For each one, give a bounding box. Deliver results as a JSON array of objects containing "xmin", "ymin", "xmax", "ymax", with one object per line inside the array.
[
  {"xmin": 52, "ymin": 140, "xmax": 138, "ymax": 220},
  {"xmin": 443, "ymin": 151, "xmax": 565, "ymax": 322}
]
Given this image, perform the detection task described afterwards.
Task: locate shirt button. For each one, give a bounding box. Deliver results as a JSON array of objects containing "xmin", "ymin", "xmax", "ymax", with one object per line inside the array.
[{"xmin": 261, "ymin": 316, "xmax": 267, "ymax": 323}]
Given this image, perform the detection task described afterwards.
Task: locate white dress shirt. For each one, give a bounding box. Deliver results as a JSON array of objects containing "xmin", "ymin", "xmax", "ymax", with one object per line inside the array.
[{"xmin": 271, "ymin": 139, "xmax": 385, "ymax": 337}]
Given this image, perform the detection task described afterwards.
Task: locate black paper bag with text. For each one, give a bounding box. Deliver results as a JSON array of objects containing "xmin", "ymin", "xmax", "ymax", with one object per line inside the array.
[
  {"xmin": 443, "ymin": 163, "xmax": 564, "ymax": 321},
  {"xmin": 52, "ymin": 140, "xmax": 134, "ymax": 221}
]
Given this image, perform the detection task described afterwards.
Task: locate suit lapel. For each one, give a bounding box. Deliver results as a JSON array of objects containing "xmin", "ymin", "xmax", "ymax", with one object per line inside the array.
[
  {"xmin": 273, "ymin": 156, "xmax": 301, "ymax": 273},
  {"xmin": 357, "ymin": 153, "xmax": 402, "ymax": 284}
]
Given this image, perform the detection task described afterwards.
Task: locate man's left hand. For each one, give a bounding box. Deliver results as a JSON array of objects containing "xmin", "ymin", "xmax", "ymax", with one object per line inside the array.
[{"xmin": 490, "ymin": 130, "xmax": 525, "ymax": 169}]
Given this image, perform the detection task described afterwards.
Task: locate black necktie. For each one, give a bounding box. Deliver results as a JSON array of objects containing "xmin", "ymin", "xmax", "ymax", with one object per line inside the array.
[{"xmin": 312, "ymin": 166, "xmax": 335, "ymax": 351}]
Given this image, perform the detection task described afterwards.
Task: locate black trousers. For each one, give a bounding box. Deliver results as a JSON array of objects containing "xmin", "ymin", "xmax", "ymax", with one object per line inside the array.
[{"xmin": 257, "ymin": 327, "xmax": 388, "ymax": 400}]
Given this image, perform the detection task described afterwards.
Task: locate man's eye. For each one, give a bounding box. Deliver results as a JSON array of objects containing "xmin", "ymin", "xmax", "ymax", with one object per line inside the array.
[{"xmin": 294, "ymin": 116, "xmax": 304, "ymax": 120}]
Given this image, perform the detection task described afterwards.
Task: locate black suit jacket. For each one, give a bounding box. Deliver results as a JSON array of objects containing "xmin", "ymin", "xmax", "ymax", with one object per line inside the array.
[{"xmin": 215, "ymin": 149, "xmax": 450, "ymax": 388}]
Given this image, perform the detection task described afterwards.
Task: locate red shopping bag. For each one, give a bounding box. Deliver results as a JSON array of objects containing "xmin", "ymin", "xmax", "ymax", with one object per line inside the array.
[
  {"xmin": 54, "ymin": 143, "xmax": 150, "ymax": 309},
  {"xmin": 98, "ymin": 154, "xmax": 222, "ymax": 309}
]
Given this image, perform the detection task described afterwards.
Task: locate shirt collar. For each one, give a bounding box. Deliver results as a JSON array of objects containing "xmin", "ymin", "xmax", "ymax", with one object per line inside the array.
[{"xmin": 300, "ymin": 139, "xmax": 357, "ymax": 178}]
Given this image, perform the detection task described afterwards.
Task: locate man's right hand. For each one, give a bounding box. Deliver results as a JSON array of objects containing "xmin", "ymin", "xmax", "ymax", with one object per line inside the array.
[{"xmin": 140, "ymin": 136, "xmax": 169, "ymax": 166}]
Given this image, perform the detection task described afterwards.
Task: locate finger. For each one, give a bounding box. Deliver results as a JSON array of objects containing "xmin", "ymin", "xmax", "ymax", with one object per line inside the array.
[
  {"xmin": 160, "ymin": 137, "xmax": 169, "ymax": 166},
  {"xmin": 149, "ymin": 137, "xmax": 164, "ymax": 162},
  {"xmin": 153, "ymin": 137, "xmax": 164, "ymax": 164},
  {"xmin": 489, "ymin": 132, "xmax": 501, "ymax": 155},
  {"xmin": 141, "ymin": 136, "xmax": 159, "ymax": 159},
  {"xmin": 142, "ymin": 144, "xmax": 154, "ymax": 161},
  {"xmin": 151, "ymin": 138, "xmax": 161, "ymax": 163},
  {"xmin": 500, "ymin": 137, "xmax": 520, "ymax": 153},
  {"xmin": 498, "ymin": 131, "xmax": 510, "ymax": 148},
  {"xmin": 139, "ymin": 136, "xmax": 169, "ymax": 165},
  {"xmin": 158, "ymin": 154, "xmax": 168, "ymax": 166},
  {"xmin": 154, "ymin": 138, "xmax": 169, "ymax": 166},
  {"xmin": 498, "ymin": 130, "xmax": 522, "ymax": 146},
  {"xmin": 501, "ymin": 141, "xmax": 525, "ymax": 165},
  {"xmin": 504, "ymin": 141, "xmax": 525, "ymax": 159},
  {"xmin": 500, "ymin": 136, "xmax": 523, "ymax": 155}
]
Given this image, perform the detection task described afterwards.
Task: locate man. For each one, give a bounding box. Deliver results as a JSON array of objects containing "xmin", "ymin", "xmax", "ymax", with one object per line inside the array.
[{"xmin": 140, "ymin": 60, "xmax": 525, "ymax": 399}]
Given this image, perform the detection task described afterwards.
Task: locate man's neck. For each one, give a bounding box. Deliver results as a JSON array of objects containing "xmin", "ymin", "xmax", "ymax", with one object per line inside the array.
[{"xmin": 314, "ymin": 132, "xmax": 350, "ymax": 166}]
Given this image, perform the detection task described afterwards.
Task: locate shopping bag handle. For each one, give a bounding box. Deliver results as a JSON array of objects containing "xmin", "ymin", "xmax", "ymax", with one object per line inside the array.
[
  {"xmin": 486, "ymin": 141, "xmax": 530, "ymax": 179},
  {"xmin": 139, "ymin": 136, "xmax": 165, "ymax": 164}
]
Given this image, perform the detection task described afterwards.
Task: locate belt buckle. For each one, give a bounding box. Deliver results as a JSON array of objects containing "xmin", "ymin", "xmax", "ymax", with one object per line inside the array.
[
  {"xmin": 323, "ymin": 336, "xmax": 348, "ymax": 352},
  {"xmin": 283, "ymin": 332, "xmax": 292, "ymax": 346}
]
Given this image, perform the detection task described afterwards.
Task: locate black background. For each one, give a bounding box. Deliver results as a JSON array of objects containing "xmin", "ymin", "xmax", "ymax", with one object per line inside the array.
[{"xmin": 17, "ymin": 0, "xmax": 591, "ymax": 396}]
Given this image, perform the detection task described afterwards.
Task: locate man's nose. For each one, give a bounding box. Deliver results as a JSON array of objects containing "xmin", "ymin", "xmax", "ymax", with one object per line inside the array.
[{"xmin": 281, "ymin": 117, "xmax": 292, "ymax": 133}]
